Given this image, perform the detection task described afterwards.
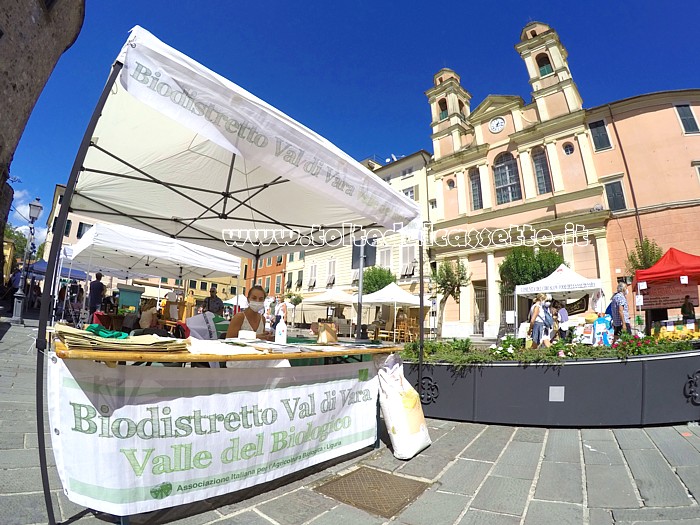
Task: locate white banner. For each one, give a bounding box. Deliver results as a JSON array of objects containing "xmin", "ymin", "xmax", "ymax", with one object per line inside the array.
[{"xmin": 48, "ymin": 355, "xmax": 378, "ymax": 515}]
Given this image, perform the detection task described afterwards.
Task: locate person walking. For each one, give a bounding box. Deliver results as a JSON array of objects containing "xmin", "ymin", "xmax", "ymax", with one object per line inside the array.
[
  {"xmin": 272, "ymin": 296, "xmax": 287, "ymax": 330},
  {"xmin": 611, "ymin": 282, "xmax": 631, "ymax": 339},
  {"xmin": 681, "ymin": 295, "xmax": 696, "ymax": 323},
  {"xmin": 556, "ymin": 300, "xmax": 569, "ymax": 340}
]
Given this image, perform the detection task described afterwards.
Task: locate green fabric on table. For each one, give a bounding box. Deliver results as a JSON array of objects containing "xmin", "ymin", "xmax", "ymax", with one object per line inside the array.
[
  {"xmin": 212, "ymin": 315, "xmax": 230, "ymax": 337},
  {"xmin": 85, "ymin": 324, "xmax": 129, "ymax": 339}
]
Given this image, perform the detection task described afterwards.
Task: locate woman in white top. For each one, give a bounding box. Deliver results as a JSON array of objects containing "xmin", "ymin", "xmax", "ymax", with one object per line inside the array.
[
  {"xmin": 139, "ymin": 299, "xmax": 159, "ymax": 329},
  {"xmin": 226, "ymin": 285, "xmax": 273, "ymax": 340}
]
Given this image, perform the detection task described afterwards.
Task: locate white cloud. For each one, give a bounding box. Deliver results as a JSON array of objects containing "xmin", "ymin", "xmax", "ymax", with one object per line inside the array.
[
  {"xmin": 9, "ymin": 190, "xmax": 45, "ymax": 228},
  {"xmin": 16, "ymin": 225, "xmax": 48, "ymax": 248}
]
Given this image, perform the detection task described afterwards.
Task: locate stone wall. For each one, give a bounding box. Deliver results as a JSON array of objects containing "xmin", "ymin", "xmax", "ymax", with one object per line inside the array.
[{"xmin": 0, "ymin": 0, "xmax": 84, "ymax": 284}]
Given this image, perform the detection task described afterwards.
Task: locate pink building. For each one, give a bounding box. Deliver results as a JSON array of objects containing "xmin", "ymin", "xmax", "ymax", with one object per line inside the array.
[{"xmin": 427, "ymin": 22, "xmax": 700, "ymax": 338}]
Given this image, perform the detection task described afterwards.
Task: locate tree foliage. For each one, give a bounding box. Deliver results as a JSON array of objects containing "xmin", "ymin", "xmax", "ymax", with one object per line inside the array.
[
  {"xmin": 362, "ymin": 266, "xmax": 396, "ymax": 294},
  {"xmin": 432, "ymin": 260, "xmax": 471, "ymax": 337},
  {"xmin": 4, "ymin": 223, "xmax": 27, "ymax": 258},
  {"xmin": 36, "ymin": 242, "xmax": 45, "ymax": 260},
  {"xmin": 285, "ymin": 292, "xmax": 303, "ymax": 306},
  {"xmin": 625, "ymin": 236, "xmax": 663, "ymax": 274},
  {"xmin": 498, "ymin": 246, "xmax": 565, "ymax": 293}
]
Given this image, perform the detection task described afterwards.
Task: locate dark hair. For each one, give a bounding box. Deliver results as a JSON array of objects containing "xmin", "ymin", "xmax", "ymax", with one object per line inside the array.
[
  {"xmin": 96, "ymin": 272, "xmax": 103, "ymax": 280},
  {"xmin": 247, "ymin": 285, "xmax": 266, "ymax": 299}
]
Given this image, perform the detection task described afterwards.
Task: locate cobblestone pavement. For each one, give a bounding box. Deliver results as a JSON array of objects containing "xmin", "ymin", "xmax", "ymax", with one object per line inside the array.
[{"xmin": 2, "ymin": 316, "xmax": 700, "ymax": 525}]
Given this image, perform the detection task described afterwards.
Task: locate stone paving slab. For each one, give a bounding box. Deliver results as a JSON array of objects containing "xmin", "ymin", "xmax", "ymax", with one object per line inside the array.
[
  {"xmin": 396, "ymin": 451, "xmax": 451, "ymax": 480},
  {"xmin": 458, "ymin": 509, "xmax": 521, "ymax": 525},
  {"xmin": 306, "ymin": 502, "xmax": 384, "ymax": 525},
  {"xmin": 470, "ymin": 475, "xmax": 531, "ymax": 516},
  {"xmin": 676, "ymin": 466, "xmax": 700, "ymax": 501},
  {"xmin": 534, "ymin": 461, "xmax": 583, "ymax": 504},
  {"xmin": 215, "ymin": 511, "xmax": 274, "ymax": 525},
  {"xmin": 544, "ymin": 429, "xmax": 580, "ymax": 463},
  {"xmin": 588, "ymin": 508, "xmax": 614, "ymax": 525},
  {"xmin": 581, "ymin": 429, "xmax": 615, "ymax": 441},
  {"xmin": 586, "ymin": 464, "xmax": 640, "ymax": 508},
  {"xmin": 512, "ymin": 427, "xmax": 546, "ymax": 443},
  {"xmin": 0, "ymin": 492, "xmax": 61, "ymax": 525},
  {"xmin": 256, "ymin": 488, "xmax": 336, "ymax": 525},
  {"xmin": 612, "ymin": 506, "xmax": 700, "ymax": 522},
  {"xmin": 460, "ymin": 425, "xmax": 513, "ymax": 462},
  {"xmin": 490, "ymin": 440, "xmax": 542, "ymax": 480},
  {"xmin": 582, "ymin": 438, "xmax": 625, "ymax": 465},
  {"xmin": 523, "ymin": 500, "xmax": 583, "ymax": 525},
  {"xmin": 438, "ymin": 458, "xmax": 492, "ymax": 496},
  {"xmin": 613, "ymin": 428, "xmax": 655, "ymax": 450},
  {"xmin": 396, "ymin": 488, "xmax": 470, "ymax": 525},
  {"xmin": 646, "ymin": 426, "xmax": 700, "ymax": 467},
  {"xmin": 623, "ymin": 448, "xmax": 692, "ymax": 507}
]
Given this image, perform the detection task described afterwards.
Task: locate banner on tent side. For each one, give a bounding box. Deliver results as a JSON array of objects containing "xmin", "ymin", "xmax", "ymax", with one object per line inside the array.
[
  {"xmin": 48, "ymin": 356, "xmax": 377, "ymax": 515},
  {"xmin": 637, "ymin": 280, "xmax": 699, "ymax": 310}
]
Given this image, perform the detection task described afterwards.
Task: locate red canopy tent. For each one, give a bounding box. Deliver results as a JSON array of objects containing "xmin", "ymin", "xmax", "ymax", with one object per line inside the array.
[{"xmin": 635, "ymin": 248, "xmax": 700, "ymax": 283}]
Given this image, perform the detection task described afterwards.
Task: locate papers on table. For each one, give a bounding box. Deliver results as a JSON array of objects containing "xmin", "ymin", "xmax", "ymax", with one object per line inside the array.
[
  {"xmin": 187, "ymin": 338, "xmax": 264, "ymax": 355},
  {"xmin": 54, "ymin": 324, "xmax": 188, "ymax": 352}
]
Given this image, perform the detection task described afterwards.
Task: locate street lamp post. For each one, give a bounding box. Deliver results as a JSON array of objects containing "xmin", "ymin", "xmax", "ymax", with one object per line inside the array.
[{"xmin": 11, "ymin": 198, "xmax": 43, "ymax": 325}]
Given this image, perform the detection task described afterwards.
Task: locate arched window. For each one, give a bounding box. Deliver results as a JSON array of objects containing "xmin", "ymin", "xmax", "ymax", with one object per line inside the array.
[
  {"xmin": 469, "ymin": 168, "xmax": 483, "ymax": 210},
  {"xmin": 438, "ymin": 98, "xmax": 448, "ymax": 120},
  {"xmin": 458, "ymin": 100, "xmax": 467, "ymax": 118},
  {"xmin": 532, "ymin": 147, "xmax": 553, "ymax": 194},
  {"xmin": 536, "ymin": 53, "xmax": 553, "ymax": 76},
  {"xmin": 446, "ymin": 178, "xmax": 455, "ymax": 190},
  {"xmin": 493, "ymin": 153, "xmax": 522, "ymax": 205}
]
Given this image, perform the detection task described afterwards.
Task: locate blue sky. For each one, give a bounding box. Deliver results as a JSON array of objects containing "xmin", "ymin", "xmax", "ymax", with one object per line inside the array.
[{"xmin": 10, "ymin": 0, "xmax": 700, "ymax": 245}]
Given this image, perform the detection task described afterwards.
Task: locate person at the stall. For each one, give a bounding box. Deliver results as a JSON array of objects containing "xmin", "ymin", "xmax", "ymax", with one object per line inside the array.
[
  {"xmin": 682, "ymin": 295, "xmax": 696, "ymax": 322},
  {"xmin": 203, "ymin": 286, "xmax": 224, "ymax": 316},
  {"xmin": 611, "ymin": 282, "xmax": 631, "ymax": 339},
  {"xmin": 184, "ymin": 289, "xmax": 196, "ymax": 319},
  {"xmin": 556, "ymin": 300, "xmax": 570, "ymax": 341},
  {"xmin": 139, "ymin": 298, "xmax": 159, "ymax": 329},
  {"xmin": 226, "ymin": 285, "xmax": 273, "ymax": 340},
  {"xmin": 88, "ymin": 272, "xmax": 106, "ymax": 315},
  {"xmin": 527, "ymin": 293, "xmax": 550, "ymax": 348}
]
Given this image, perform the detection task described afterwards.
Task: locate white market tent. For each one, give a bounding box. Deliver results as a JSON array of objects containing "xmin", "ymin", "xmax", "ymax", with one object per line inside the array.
[
  {"xmin": 514, "ymin": 264, "xmax": 602, "ymax": 300},
  {"xmin": 514, "ymin": 264, "xmax": 603, "ymax": 328},
  {"xmin": 223, "ymin": 294, "xmax": 248, "ymax": 308},
  {"xmin": 67, "ymin": 26, "xmax": 421, "ymax": 261},
  {"xmin": 36, "ymin": 27, "xmax": 423, "ymax": 523},
  {"xmin": 68, "ymin": 223, "xmax": 241, "ymax": 280},
  {"xmin": 361, "ymin": 282, "xmax": 428, "ymax": 342},
  {"xmin": 304, "ymin": 288, "xmax": 356, "ymax": 306}
]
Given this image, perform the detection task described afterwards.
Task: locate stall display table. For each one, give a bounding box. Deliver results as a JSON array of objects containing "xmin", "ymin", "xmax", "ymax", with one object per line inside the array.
[{"xmin": 48, "ymin": 338, "xmax": 397, "ymax": 518}]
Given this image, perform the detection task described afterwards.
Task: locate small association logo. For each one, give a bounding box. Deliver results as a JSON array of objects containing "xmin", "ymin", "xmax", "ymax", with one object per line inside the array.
[{"xmin": 150, "ymin": 482, "xmax": 173, "ymax": 500}]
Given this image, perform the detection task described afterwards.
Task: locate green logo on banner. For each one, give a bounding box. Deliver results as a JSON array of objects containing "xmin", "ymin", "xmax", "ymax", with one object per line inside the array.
[
  {"xmin": 150, "ymin": 482, "xmax": 173, "ymax": 499},
  {"xmin": 358, "ymin": 368, "xmax": 368, "ymax": 381}
]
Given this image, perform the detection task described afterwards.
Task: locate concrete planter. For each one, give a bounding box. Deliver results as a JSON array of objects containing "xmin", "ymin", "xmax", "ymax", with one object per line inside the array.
[{"xmin": 405, "ymin": 351, "xmax": 700, "ymax": 427}]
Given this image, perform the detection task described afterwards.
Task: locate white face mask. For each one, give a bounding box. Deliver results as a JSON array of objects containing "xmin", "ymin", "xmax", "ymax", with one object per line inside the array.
[
  {"xmin": 544, "ymin": 301, "xmax": 551, "ymax": 307},
  {"xmin": 248, "ymin": 300, "xmax": 264, "ymax": 312}
]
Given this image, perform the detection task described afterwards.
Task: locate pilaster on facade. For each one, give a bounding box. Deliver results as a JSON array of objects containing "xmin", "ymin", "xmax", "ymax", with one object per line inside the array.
[
  {"xmin": 518, "ymin": 149, "xmax": 538, "ymax": 200},
  {"xmin": 484, "ymin": 250, "xmax": 501, "ymax": 338},
  {"xmin": 456, "ymin": 171, "xmax": 468, "ymax": 215},
  {"xmin": 593, "ymin": 233, "xmax": 614, "ymax": 298},
  {"xmin": 477, "ymin": 163, "xmax": 493, "ymax": 209},
  {"xmin": 545, "ymin": 141, "xmax": 565, "ymax": 192},
  {"xmin": 575, "ymin": 132, "xmax": 598, "ymax": 184}
]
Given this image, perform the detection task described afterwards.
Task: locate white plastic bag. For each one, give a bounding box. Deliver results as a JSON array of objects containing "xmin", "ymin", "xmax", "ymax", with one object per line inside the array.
[{"xmin": 378, "ymin": 353, "xmax": 431, "ymax": 460}]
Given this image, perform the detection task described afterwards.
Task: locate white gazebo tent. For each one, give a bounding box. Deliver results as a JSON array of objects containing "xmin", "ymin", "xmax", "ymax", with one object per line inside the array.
[
  {"xmin": 361, "ymin": 282, "xmax": 427, "ymax": 342},
  {"xmin": 514, "ymin": 264, "xmax": 603, "ymax": 327},
  {"xmin": 36, "ymin": 27, "xmax": 423, "ymax": 524},
  {"xmin": 69, "ymin": 223, "xmax": 241, "ymax": 280},
  {"xmin": 305, "ymin": 288, "xmax": 356, "ymax": 306},
  {"xmin": 223, "ymin": 294, "xmax": 249, "ymax": 308}
]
